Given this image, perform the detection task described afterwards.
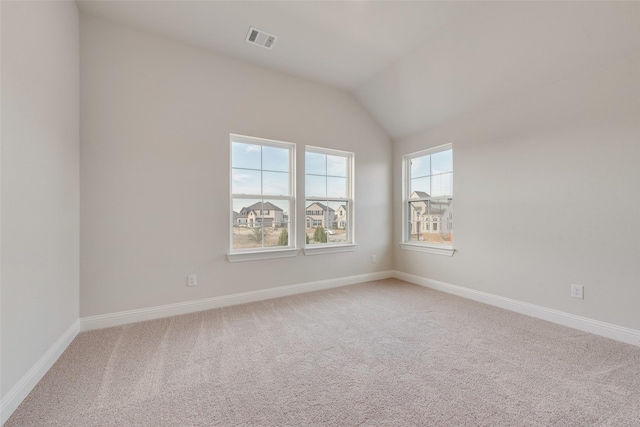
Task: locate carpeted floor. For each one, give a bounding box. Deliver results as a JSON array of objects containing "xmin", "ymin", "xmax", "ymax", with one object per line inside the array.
[{"xmin": 6, "ymin": 279, "xmax": 640, "ymax": 426}]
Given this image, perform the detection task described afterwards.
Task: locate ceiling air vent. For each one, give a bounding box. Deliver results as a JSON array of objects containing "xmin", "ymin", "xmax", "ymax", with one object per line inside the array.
[{"xmin": 246, "ymin": 27, "xmax": 277, "ymax": 49}]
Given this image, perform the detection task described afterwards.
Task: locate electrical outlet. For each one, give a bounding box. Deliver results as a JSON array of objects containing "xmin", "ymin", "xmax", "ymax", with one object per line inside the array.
[
  {"xmin": 570, "ymin": 283, "xmax": 583, "ymax": 299},
  {"xmin": 187, "ymin": 274, "xmax": 197, "ymax": 287},
  {"xmin": 371, "ymin": 255, "xmax": 377, "ymax": 263}
]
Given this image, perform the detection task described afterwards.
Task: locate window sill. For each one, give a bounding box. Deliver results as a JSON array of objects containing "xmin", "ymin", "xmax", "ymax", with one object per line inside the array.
[
  {"xmin": 399, "ymin": 242, "xmax": 455, "ymax": 257},
  {"xmin": 227, "ymin": 248, "xmax": 300, "ymax": 263},
  {"xmin": 303, "ymin": 244, "xmax": 357, "ymax": 256}
]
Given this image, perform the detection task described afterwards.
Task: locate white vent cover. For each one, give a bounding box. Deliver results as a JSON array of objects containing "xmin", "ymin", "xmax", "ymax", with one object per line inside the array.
[{"xmin": 246, "ymin": 27, "xmax": 277, "ymax": 49}]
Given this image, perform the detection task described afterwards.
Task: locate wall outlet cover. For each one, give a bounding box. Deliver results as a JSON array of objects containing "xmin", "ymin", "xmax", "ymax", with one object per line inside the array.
[
  {"xmin": 570, "ymin": 283, "xmax": 584, "ymax": 299},
  {"xmin": 188, "ymin": 274, "xmax": 197, "ymax": 287}
]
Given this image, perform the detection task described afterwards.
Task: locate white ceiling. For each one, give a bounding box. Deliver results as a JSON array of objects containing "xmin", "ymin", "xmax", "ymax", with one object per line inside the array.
[{"xmin": 76, "ymin": 0, "xmax": 640, "ymax": 139}]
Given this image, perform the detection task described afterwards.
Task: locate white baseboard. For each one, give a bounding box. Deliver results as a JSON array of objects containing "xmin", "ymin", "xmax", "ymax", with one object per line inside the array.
[
  {"xmin": 80, "ymin": 271, "xmax": 395, "ymax": 331},
  {"xmin": 1, "ymin": 320, "xmax": 80, "ymax": 425},
  {"xmin": 393, "ymin": 271, "xmax": 640, "ymax": 347}
]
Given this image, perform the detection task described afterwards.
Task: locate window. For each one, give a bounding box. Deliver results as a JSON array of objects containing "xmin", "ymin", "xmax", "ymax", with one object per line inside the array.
[
  {"xmin": 229, "ymin": 134, "xmax": 297, "ymax": 262},
  {"xmin": 401, "ymin": 144, "xmax": 454, "ymax": 256},
  {"xmin": 304, "ymin": 146, "xmax": 355, "ymax": 254}
]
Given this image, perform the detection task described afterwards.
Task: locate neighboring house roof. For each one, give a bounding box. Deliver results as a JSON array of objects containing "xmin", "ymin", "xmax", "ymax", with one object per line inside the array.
[
  {"xmin": 411, "ymin": 191, "xmax": 430, "ymax": 199},
  {"xmin": 411, "ymin": 205, "xmax": 451, "ymax": 215},
  {"xmin": 245, "ymin": 201, "xmax": 283, "ymax": 212},
  {"xmin": 233, "ymin": 211, "xmax": 240, "ymax": 219},
  {"xmin": 306, "ymin": 201, "xmax": 335, "ymax": 212},
  {"xmin": 410, "ymin": 195, "xmax": 452, "ymax": 215}
]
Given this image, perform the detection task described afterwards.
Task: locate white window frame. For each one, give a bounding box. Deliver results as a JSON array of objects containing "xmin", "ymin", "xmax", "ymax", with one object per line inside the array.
[
  {"xmin": 227, "ymin": 134, "xmax": 299, "ymax": 262},
  {"xmin": 303, "ymin": 146, "xmax": 356, "ymax": 256},
  {"xmin": 400, "ymin": 143, "xmax": 455, "ymax": 257}
]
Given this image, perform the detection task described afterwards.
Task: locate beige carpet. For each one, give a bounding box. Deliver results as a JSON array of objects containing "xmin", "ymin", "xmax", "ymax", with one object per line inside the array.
[{"xmin": 6, "ymin": 279, "xmax": 640, "ymax": 426}]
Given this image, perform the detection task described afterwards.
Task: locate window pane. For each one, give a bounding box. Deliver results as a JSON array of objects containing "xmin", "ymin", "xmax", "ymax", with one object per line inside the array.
[
  {"xmin": 408, "ymin": 199, "xmax": 452, "ymax": 244},
  {"xmin": 431, "ymin": 149, "xmax": 453, "ymax": 174},
  {"xmin": 232, "ymin": 168, "xmax": 261, "ymax": 194},
  {"xmin": 408, "ymin": 201, "xmax": 428, "ymax": 242},
  {"xmin": 262, "ymin": 145, "xmax": 289, "ymax": 172},
  {"xmin": 326, "ymin": 201, "xmax": 348, "ymax": 244},
  {"xmin": 332, "ymin": 201, "xmax": 348, "ymax": 230},
  {"xmin": 306, "ymin": 152, "xmax": 326, "ymax": 175},
  {"xmin": 410, "ymin": 176, "xmax": 430, "ymax": 196},
  {"xmin": 262, "ymin": 223, "xmax": 290, "ymax": 248},
  {"xmin": 327, "ymin": 155, "xmax": 347, "ymax": 177},
  {"xmin": 232, "ymin": 198, "xmax": 262, "ymax": 250},
  {"xmin": 260, "ymin": 199, "xmax": 290, "ymax": 248},
  {"xmin": 428, "ymin": 198, "xmax": 453, "ymax": 244},
  {"xmin": 232, "ymin": 223, "xmax": 264, "ymax": 250},
  {"xmin": 232, "ymin": 198, "xmax": 261, "ymax": 216},
  {"xmin": 231, "ymin": 199, "xmax": 291, "ymax": 249},
  {"xmin": 410, "ymin": 154, "xmax": 430, "ymax": 178},
  {"xmin": 431, "ymin": 172, "xmax": 453, "ymax": 197},
  {"xmin": 262, "ymin": 171, "xmax": 289, "ymax": 196},
  {"xmin": 306, "ymin": 175, "xmax": 326, "ymax": 198},
  {"xmin": 262, "ymin": 199, "xmax": 290, "ymax": 228},
  {"xmin": 327, "ymin": 176, "xmax": 347, "ymax": 198},
  {"xmin": 232, "ymin": 142, "xmax": 261, "ymax": 169},
  {"xmin": 233, "ymin": 199, "xmax": 262, "ymax": 223},
  {"xmin": 305, "ymin": 200, "xmax": 335, "ymax": 245}
]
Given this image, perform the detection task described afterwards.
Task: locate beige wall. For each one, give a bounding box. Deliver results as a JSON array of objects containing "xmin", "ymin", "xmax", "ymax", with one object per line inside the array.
[
  {"xmin": 1, "ymin": 0, "xmax": 79, "ymax": 401},
  {"xmin": 393, "ymin": 56, "xmax": 640, "ymax": 330},
  {"xmin": 79, "ymin": 15, "xmax": 393, "ymax": 317}
]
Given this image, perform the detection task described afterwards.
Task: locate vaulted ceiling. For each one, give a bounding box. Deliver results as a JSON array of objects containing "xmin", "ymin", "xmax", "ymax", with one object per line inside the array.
[{"xmin": 77, "ymin": 0, "xmax": 640, "ymax": 140}]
